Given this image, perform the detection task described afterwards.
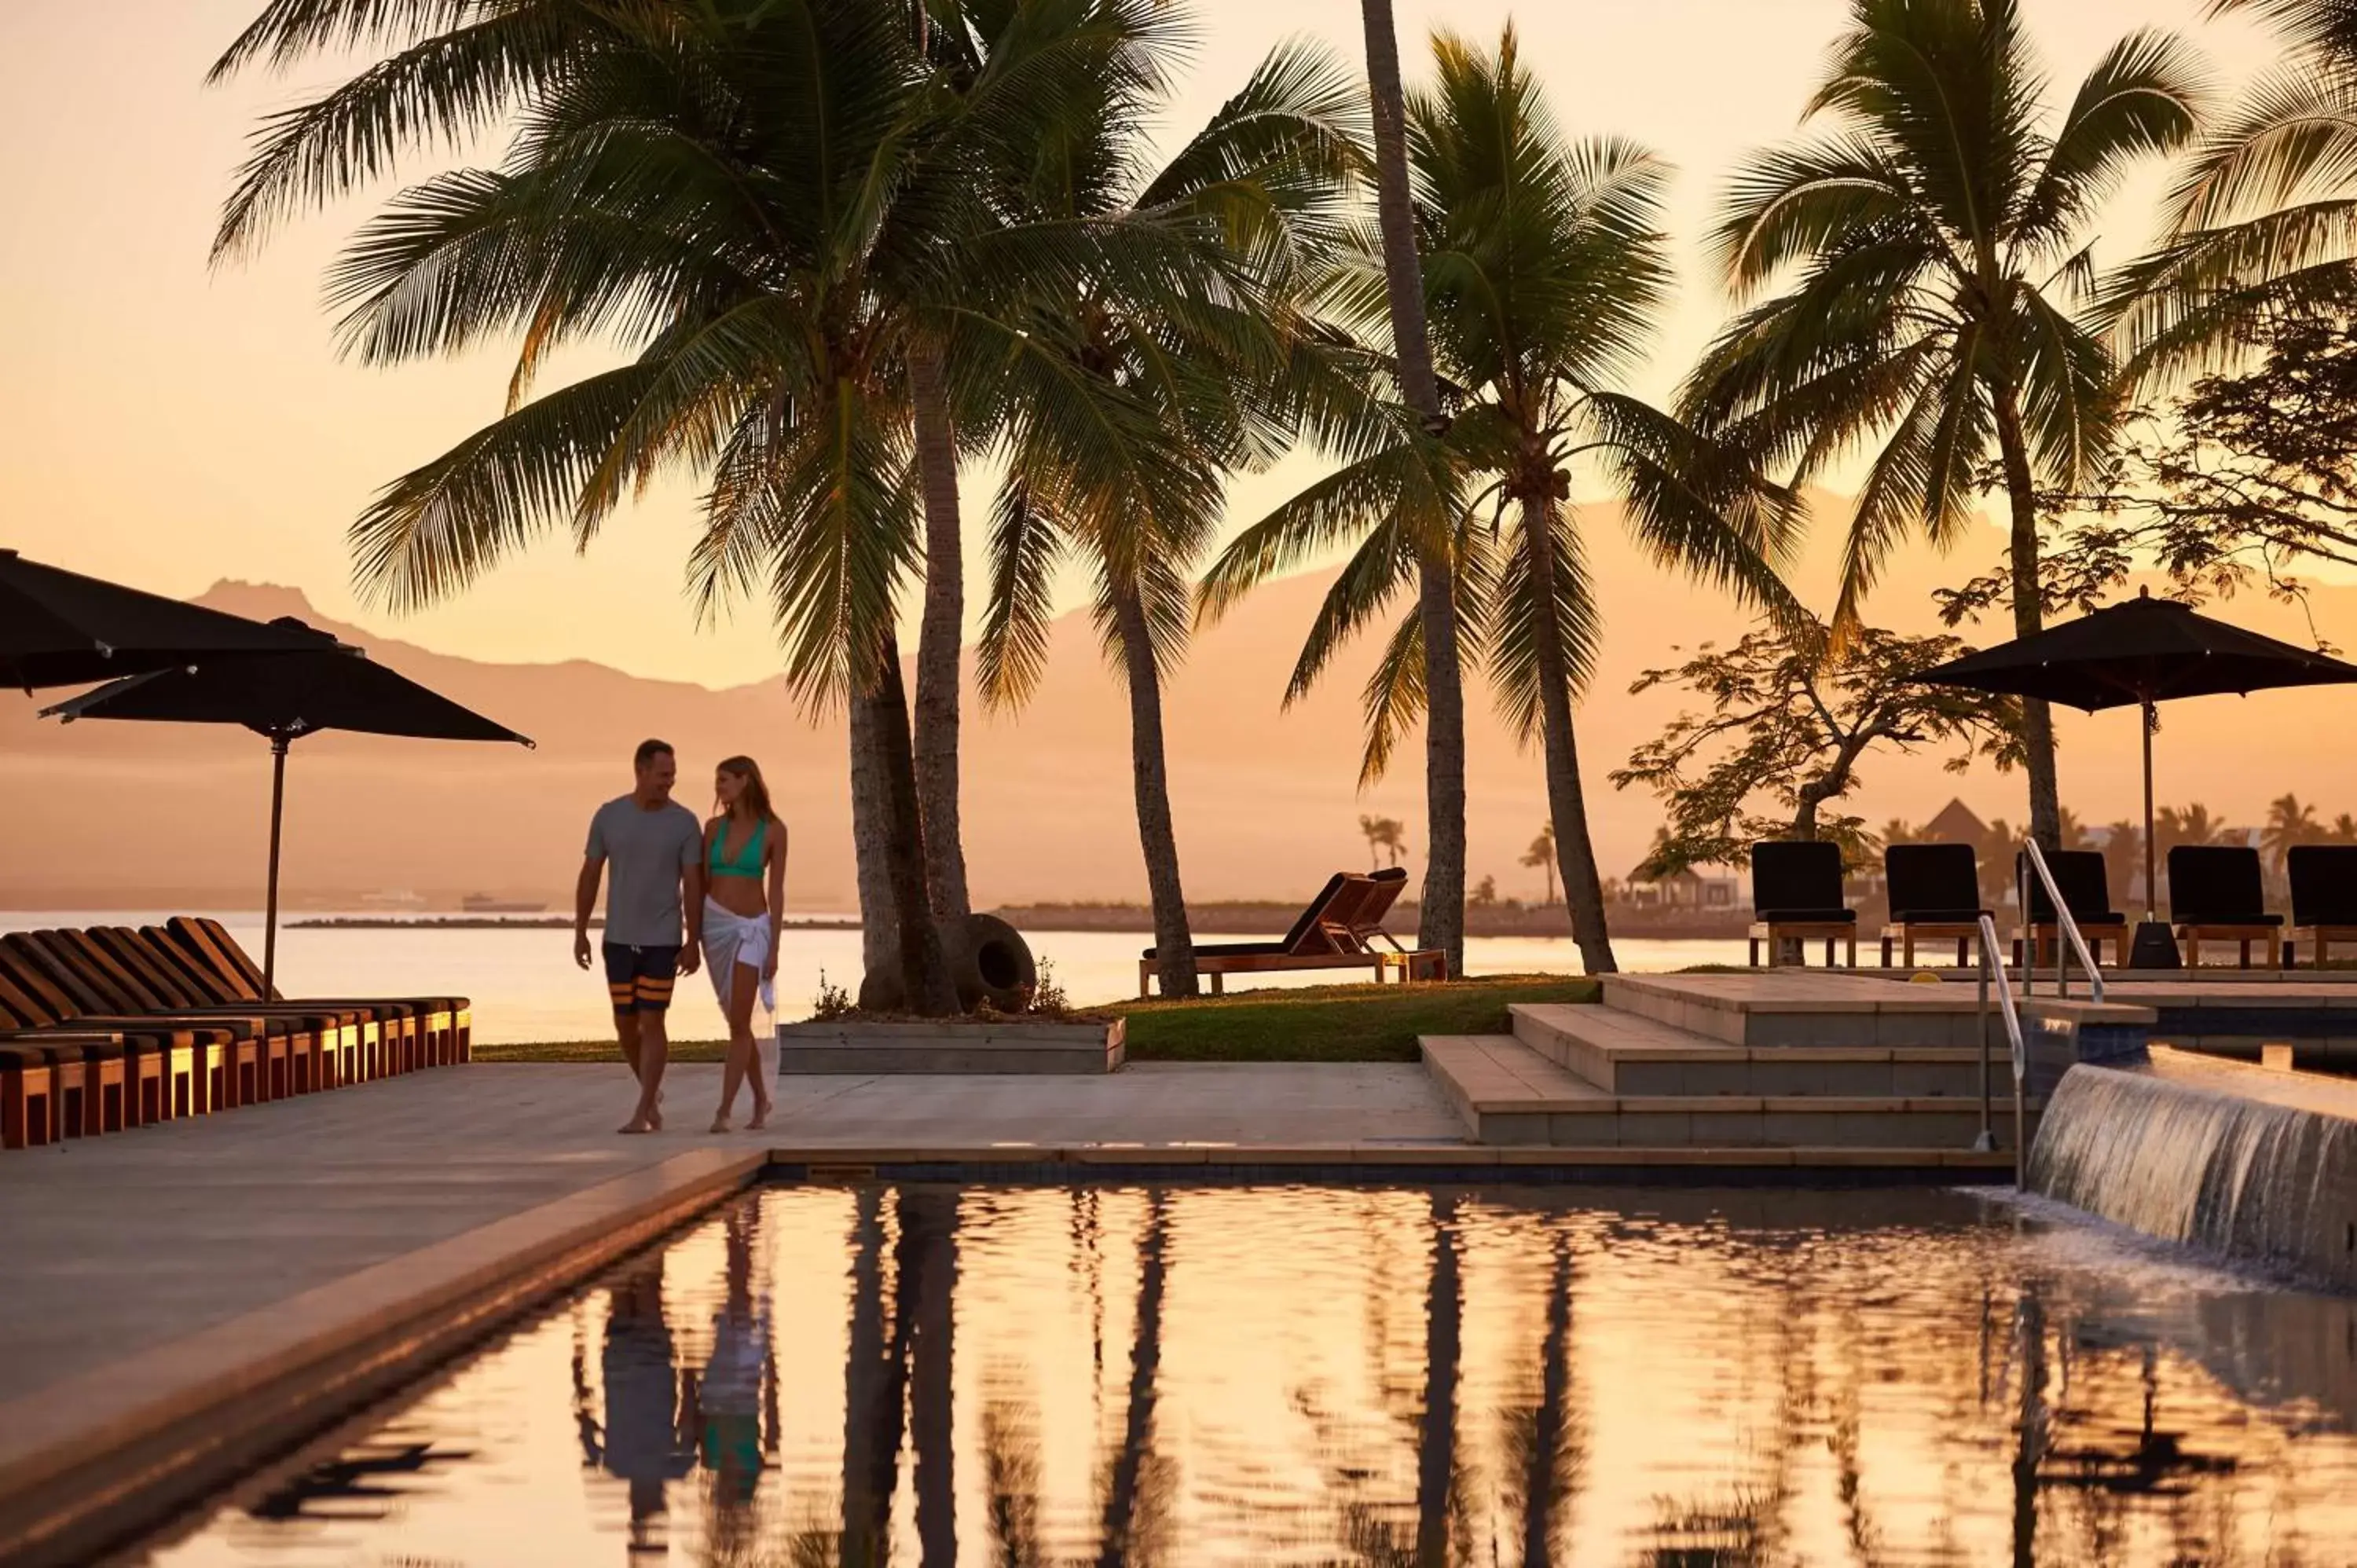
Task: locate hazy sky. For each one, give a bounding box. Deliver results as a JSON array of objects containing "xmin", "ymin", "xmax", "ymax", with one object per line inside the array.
[{"xmin": 0, "ymin": 0, "xmax": 2282, "ymax": 688}]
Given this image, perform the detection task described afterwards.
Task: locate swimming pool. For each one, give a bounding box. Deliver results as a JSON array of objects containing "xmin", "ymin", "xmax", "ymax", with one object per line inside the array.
[{"xmin": 134, "ymin": 1182, "xmax": 2357, "ymax": 1565}]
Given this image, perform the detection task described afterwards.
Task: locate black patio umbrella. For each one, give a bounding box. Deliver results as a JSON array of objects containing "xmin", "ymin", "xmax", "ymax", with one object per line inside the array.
[
  {"xmin": 42, "ymin": 619, "xmax": 533, "ymax": 990},
  {"xmin": 1912, "ymin": 588, "xmax": 2357, "ymax": 940},
  {"xmin": 1, "ymin": 548, "xmax": 326, "ymax": 691}
]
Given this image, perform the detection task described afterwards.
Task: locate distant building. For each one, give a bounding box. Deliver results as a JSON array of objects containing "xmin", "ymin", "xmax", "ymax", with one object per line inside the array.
[
  {"xmin": 1920, "ymin": 798, "xmax": 1988, "ymax": 845},
  {"xmin": 1626, "ymin": 866, "xmax": 1744, "ymax": 911}
]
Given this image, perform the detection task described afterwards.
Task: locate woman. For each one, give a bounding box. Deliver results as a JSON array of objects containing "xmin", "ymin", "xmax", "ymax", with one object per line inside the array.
[{"xmin": 700, "ymin": 755, "xmax": 785, "ymax": 1131}]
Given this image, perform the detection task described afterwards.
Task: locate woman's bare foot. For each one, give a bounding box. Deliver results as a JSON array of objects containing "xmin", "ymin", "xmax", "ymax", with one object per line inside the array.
[
  {"xmin": 709, "ymin": 1113, "xmax": 733, "ymax": 1134},
  {"xmin": 618, "ymin": 1118, "xmax": 656, "ymax": 1135},
  {"xmin": 746, "ymin": 1100, "xmax": 772, "ymax": 1132}
]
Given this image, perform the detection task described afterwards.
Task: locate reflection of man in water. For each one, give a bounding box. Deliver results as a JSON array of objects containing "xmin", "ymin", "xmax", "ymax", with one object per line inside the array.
[{"xmin": 590, "ymin": 1260, "xmax": 694, "ymax": 1559}]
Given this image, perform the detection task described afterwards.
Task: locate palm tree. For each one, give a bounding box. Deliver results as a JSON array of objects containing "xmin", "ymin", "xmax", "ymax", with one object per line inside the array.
[
  {"xmin": 210, "ymin": 0, "xmax": 1202, "ymax": 1013},
  {"xmin": 976, "ymin": 42, "xmax": 1367, "ymax": 1001},
  {"xmin": 2113, "ymin": 0, "xmax": 2357, "ymax": 377},
  {"xmin": 2264, "ymin": 791, "xmax": 2319, "ymax": 876},
  {"xmin": 2333, "ymin": 812, "xmax": 2357, "ymax": 845},
  {"xmin": 1678, "ymin": 0, "xmax": 2207, "ymax": 852},
  {"xmin": 2155, "ymin": 802, "xmax": 2230, "ymax": 854},
  {"xmin": 1355, "ymin": 0, "xmax": 1468, "ymax": 984},
  {"xmin": 1360, "ymin": 814, "xmax": 1408, "ymax": 870},
  {"xmin": 1207, "ymin": 27, "xmax": 1798, "ymax": 976},
  {"xmin": 1521, "ymin": 823, "xmax": 1558, "ymax": 907}
]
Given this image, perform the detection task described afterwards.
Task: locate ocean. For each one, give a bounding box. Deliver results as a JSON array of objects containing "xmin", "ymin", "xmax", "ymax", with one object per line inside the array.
[{"xmin": 0, "ymin": 910, "xmax": 1747, "ymax": 1045}]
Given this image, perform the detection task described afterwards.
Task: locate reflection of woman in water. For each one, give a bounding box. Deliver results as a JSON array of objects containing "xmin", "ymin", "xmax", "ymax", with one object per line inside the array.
[
  {"xmin": 701, "ymin": 756, "xmax": 786, "ymax": 1133},
  {"xmin": 700, "ymin": 1207, "xmax": 773, "ymax": 1545}
]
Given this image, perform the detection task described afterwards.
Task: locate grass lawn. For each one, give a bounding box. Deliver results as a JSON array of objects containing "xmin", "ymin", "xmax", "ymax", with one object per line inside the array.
[{"xmin": 472, "ymin": 973, "xmax": 1599, "ymax": 1065}]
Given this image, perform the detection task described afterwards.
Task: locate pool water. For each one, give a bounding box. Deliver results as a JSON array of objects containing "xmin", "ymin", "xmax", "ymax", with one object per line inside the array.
[{"xmin": 138, "ymin": 1184, "xmax": 2357, "ymax": 1566}]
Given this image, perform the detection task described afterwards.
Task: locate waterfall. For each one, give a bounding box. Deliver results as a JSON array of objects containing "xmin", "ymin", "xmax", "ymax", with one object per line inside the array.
[{"xmin": 2027, "ymin": 1054, "xmax": 2357, "ymax": 1292}]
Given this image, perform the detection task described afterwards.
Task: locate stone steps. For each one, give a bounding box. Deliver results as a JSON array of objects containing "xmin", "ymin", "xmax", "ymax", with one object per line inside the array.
[
  {"xmin": 1511, "ymin": 1003, "xmax": 1996, "ymax": 1098},
  {"xmin": 1602, "ymin": 973, "xmax": 1992, "ymax": 1050},
  {"xmin": 1419, "ymin": 1034, "xmax": 2033, "ymax": 1152}
]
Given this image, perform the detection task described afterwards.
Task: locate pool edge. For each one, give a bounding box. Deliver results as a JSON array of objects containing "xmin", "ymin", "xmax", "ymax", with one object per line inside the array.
[{"xmin": 0, "ymin": 1147, "xmax": 766, "ymax": 1568}]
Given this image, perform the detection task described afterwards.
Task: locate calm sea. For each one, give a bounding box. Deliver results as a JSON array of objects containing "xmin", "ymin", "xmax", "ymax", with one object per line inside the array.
[{"xmin": 0, "ymin": 910, "xmax": 1744, "ymax": 1045}]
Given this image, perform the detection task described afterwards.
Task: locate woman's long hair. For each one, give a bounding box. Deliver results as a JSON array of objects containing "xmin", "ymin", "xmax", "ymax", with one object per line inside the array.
[{"xmin": 715, "ymin": 755, "xmax": 775, "ymax": 826}]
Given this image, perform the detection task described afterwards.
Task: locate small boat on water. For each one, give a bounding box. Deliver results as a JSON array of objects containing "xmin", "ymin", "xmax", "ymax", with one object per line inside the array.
[
  {"xmin": 462, "ymin": 893, "xmax": 548, "ymax": 914},
  {"xmin": 359, "ymin": 889, "xmax": 427, "ymax": 911}
]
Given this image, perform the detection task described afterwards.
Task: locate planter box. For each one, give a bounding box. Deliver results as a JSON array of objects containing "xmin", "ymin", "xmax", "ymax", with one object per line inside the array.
[{"xmin": 775, "ymin": 1017, "xmax": 1125, "ymax": 1075}]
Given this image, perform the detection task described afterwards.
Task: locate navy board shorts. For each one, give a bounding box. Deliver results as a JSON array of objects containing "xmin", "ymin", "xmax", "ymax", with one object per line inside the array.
[{"xmin": 603, "ymin": 943, "xmax": 682, "ymax": 1014}]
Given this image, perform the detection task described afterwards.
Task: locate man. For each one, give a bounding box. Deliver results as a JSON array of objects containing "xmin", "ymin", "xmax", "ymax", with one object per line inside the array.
[{"xmin": 577, "ymin": 738, "xmax": 704, "ymax": 1134}]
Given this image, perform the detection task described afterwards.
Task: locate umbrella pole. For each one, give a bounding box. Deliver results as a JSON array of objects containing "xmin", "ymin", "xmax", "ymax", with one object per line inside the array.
[
  {"xmin": 2141, "ymin": 699, "xmax": 2157, "ymax": 921},
  {"xmin": 264, "ymin": 735, "xmax": 288, "ymax": 999}
]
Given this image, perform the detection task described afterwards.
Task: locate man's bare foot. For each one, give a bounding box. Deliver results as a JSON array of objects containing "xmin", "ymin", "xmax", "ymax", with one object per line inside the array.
[{"xmin": 618, "ymin": 1118, "xmax": 656, "ymax": 1135}]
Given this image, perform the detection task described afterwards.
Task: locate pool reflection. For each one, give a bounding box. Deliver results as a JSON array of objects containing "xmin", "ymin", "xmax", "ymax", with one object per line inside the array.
[{"xmin": 145, "ymin": 1184, "xmax": 2357, "ymax": 1566}]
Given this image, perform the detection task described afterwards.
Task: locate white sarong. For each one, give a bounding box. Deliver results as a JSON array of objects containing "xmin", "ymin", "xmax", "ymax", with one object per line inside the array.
[{"xmin": 702, "ymin": 898, "xmax": 778, "ymax": 1017}]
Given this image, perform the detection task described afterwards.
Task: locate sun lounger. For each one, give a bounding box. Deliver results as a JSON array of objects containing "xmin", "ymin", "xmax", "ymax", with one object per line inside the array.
[
  {"xmin": 2289, "ymin": 845, "xmax": 2357, "ymax": 968},
  {"xmin": 2012, "ymin": 849, "xmax": 2129, "ymax": 969},
  {"xmin": 165, "ymin": 916, "xmax": 467, "ymax": 1068},
  {"xmin": 1879, "ymin": 843, "xmax": 1990, "ymax": 967},
  {"xmin": 1747, "ymin": 841, "xmax": 1857, "ymax": 967},
  {"xmin": 2169, "ymin": 844, "xmax": 2282, "ymax": 968},
  {"xmin": 0, "ymin": 1039, "xmax": 60, "ymax": 1149},
  {"xmin": 1136, "ymin": 867, "xmax": 1443, "ymax": 997},
  {"xmin": 0, "ymin": 934, "xmax": 260, "ymax": 1110},
  {"xmin": 90, "ymin": 925, "xmax": 378, "ymax": 1091},
  {"xmin": 0, "ymin": 969, "xmax": 126, "ymax": 1139},
  {"xmin": 0, "ymin": 968, "xmax": 201, "ymax": 1128}
]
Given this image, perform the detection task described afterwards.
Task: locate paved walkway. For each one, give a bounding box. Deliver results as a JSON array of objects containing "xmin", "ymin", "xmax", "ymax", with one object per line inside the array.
[{"xmin": 0, "ymin": 1061, "xmax": 1461, "ymax": 1408}]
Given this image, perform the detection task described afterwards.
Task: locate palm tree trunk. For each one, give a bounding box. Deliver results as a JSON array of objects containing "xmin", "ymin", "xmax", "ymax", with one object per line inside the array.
[
  {"xmin": 910, "ymin": 341, "xmax": 973, "ymax": 927},
  {"xmin": 1523, "ymin": 497, "xmax": 1618, "ymax": 974},
  {"xmin": 1360, "ymin": 0, "xmax": 1465, "ymax": 981},
  {"xmin": 1992, "ymin": 381, "xmax": 2062, "ymax": 852},
  {"xmin": 1113, "ymin": 575, "xmax": 1199, "ymax": 998},
  {"xmin": 866, "ymin": 629, "xmax": 959, "ymax": 1015},
  {"xmin": 1098, "ymin": 1195, "xmax": 1168, "ymax": 1567},
  {"xmin": 1415, "ymin": 1191, "xmax": 1461, "ymax": 1565},
  {"xmin": 848, "ymin": 684, "xmax": 899, "ymax": 980}
]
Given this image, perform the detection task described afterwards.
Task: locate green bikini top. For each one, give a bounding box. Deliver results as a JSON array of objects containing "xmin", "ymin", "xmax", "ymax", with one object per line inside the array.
[{"xmin": 709, "ymin": 818, "xmax": 768, "ymax": 879}]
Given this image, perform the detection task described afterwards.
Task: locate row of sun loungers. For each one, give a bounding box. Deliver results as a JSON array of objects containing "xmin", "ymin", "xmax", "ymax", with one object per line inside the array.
[
  {"xmin": 1749, "ymin": 841, "xmax": 2357, "ymax": 969},
  {"xmin": 0, "ymin": 917, "xmax": 469, "ymax": 1149}
]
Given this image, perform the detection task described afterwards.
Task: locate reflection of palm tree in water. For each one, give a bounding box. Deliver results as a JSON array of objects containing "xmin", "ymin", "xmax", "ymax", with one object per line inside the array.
[
  {"xmin": 1417, "ymin": 1192, "xmax": 1464, "ymax": 1568},
  {"xmin": 1508, "ymin": 1230, "xmax": 1580, "ymax": 1568},
  {"xmin": 1097, "ymin": 1193, "xmax": 1171, "ymax": 1567},
  {"xmin": 839, "ymin": 1185, "xmax": 960, "ymax": 1568}
]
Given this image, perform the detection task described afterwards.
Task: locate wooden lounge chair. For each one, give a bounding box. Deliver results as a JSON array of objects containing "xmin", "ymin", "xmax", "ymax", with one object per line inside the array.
[
  {"xmin": 166, "ymin": 917, "xmax": 466, "ymax": 1071},
  {"xmin": 0, "ymin": 970, "xmax": 201, "ymax": 1128},
  {"xmin": 2169, "ymin": 844, "xmax": 2282, "ymax": 969},
  {"xmin": 0, "ymin": 934, "xmax": 256, "ymax": 1111},
  {"xmin": 1747, "ymin": 841, "xmax": 1856, "ymax": 968},
  {"xmin": 0, "ymin": 1039, "xmax": 59, "ymax": 1149},
  {"xmin": 92, "ymin": 926, "xmax": 375, "ymax": 1093},
  {"xmin": 1137, "ymin": 867, "xmax": 1443, "ymax": 997},
  {"xmin": 1879, "ymin": 843, "xmax": 1990, "ymax": 967},
  {"xmin": 2013, "ymin": 849, "xmax": 2129, "ymax": 969},
  {"xmin": 0, "ymin": 968, "xmax": 126, "ymax": 1138},
  {"xmin": 2289, "ymin": 845, "xmax": 2357, "ymax": 968}
]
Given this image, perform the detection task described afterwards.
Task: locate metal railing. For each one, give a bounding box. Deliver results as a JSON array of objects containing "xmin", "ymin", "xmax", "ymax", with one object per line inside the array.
[
  {"xmin": 2018, "ymin": 839, "xmax": 2105, "ymax": 1004},
  {"xmin": 1975, "ymin": 913, "xmax": 2029, "ymax": 1185}
]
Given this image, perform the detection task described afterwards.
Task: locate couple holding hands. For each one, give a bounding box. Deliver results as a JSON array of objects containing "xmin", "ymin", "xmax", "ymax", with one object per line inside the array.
[{"xmin": 575, "ymin": 738, "xmax": 786, "ymax": 1135}]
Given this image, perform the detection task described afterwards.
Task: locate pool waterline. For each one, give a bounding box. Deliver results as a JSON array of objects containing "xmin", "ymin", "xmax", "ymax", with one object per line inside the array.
[{"xmin": 138, "ymin": 1179, "xmax": 2357, "ymax": 1566}]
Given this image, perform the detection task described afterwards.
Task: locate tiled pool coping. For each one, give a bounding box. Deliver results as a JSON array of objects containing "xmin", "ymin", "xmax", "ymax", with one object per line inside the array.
[{"xmin": 0, "ymin": 1138, "xmax": 2016, "ymax": 1566}]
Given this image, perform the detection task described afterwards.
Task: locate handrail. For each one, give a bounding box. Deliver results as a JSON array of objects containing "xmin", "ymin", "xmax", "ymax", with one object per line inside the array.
[
  {"xmin": 1976, "ymin": 912, "xmax": 2029, "ymax": 1186},
  {"xmin": 2020, "ymin": 839, "xmax": 2105, "ymax": 1004}
]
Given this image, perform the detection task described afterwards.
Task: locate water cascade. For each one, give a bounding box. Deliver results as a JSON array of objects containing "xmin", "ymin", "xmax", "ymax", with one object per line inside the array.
[{"xmin": 2028, "ymin": 1052, "xmax": 2357, "ymax": 1291}]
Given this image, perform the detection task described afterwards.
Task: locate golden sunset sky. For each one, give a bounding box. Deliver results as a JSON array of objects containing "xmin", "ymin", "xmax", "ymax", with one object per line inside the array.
[{"xmin": 0, "ymin": 0, "xmax": 2290, "ymax": 689}]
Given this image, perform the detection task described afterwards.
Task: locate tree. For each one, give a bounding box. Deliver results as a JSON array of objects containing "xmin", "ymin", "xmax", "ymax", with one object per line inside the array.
[
  {"xmin": 209, "ymin": 0, "xmax": 1196, "ymax": 1013},
  {"xmin": 1677, "ymin": 0, "xmax": 2207, "ymax": 852},
  {"xmin": 1614, "ymin": 616, "xmax": 2027, "ymax": 879},
  {"xmin": 1355, "ymin": 0, "xmax": 1468, "ymax": 984},
  {"xmin": 2111, "ymin": 0, "xmax": 2357, "ymax": 382},
  {"xmin": 975, "ymin": 42, "xmax": 1367, "ymax": 1002},
  {"xmin": 2156, "ymin": 802, "xmax": 2231, "ymax": 855},
  {"xmin": 1520, "ymin": 825, "xmax": 1558, "ymax": 907},
  {"xmin": 1360, "ymin": 814, "xmax": 1407, "ymax": 869},
  {"xmin": 2264, "ymin": 791, "xmax": 2319, "ymax": 877},
  {"xmin": 1205, "ymin": 27, "xmax": 1798, "ymax": 976},
  {"xmin": 1469, "ymin": 874, "xmax": 1498, "ymax": 908},
  {"xmin": 2333, "ymin": 812, "xmax": 2357, "ymax": 845}
]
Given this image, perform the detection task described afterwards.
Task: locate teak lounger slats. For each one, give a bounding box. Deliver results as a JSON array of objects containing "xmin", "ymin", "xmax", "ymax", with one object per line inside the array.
[{"xmin": 1137, "ymin": 868, "xmax": 1445, "ymax": 997}]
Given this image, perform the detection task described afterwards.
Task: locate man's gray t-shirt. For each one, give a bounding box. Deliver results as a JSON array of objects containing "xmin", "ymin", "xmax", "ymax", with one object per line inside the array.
[{"xmin": 587, "ymin": 796, "xmax": 702, "ymax": 947}]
